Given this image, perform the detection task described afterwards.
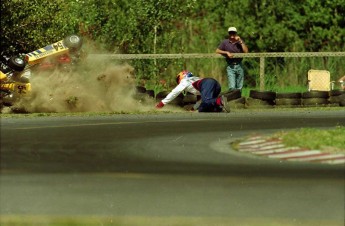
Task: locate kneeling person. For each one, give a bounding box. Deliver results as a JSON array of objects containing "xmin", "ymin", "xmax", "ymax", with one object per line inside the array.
[{"xmin": 155, "ymin": 70, "xmax": 230, "ymax": 112}]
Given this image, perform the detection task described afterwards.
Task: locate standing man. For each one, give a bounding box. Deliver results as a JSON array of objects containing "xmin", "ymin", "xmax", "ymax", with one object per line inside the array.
[
  {"xmin": 155, "ymin": 70, "xmax": 230, "ymax": 112},
  {"xmin": 216, "ymin": 27, "xmax": 248, "ymax": 91}
]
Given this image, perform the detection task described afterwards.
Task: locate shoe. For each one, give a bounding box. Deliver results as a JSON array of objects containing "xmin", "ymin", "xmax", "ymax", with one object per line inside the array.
[{"xmin": 221, "ymin": 95, "xmax": 231, "ymax": 113}]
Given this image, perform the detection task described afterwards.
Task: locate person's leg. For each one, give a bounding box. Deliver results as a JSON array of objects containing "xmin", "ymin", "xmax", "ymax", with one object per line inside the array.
[
  {"xmin": 198, "ymin": 78, "xmax": 221, "ymax": 112},
  {"xmin": 235, "ymin": 63, "xmax": 244, "ymax": 90},
  {"xmin": 226, "ymin": 65, "xmax": 236, "ymax": 91}
]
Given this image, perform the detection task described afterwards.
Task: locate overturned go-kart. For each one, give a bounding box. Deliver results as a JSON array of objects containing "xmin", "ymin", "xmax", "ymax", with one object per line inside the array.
[{"xmin": 0, "ymin": 35, "xmax": 83, "ymax": 110}]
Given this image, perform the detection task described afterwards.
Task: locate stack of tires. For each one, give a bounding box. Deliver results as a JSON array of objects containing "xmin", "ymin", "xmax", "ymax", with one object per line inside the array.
[
  {"xmin": 329, "ymin": 90, "xmax": 345, "ymax": 107},
  {"xmin": 221, "ymin": 89, "xmax": 246, "ymax": 109},
  {"xmin": 275, "ymin": 92, "xmax": 302, "ymax": 108},
  {"xmin": 246, "ymin": 90, "xmax": 275, "ymax": 109},
  {"xmin": 301, "ymin": 91, "xmax": 329, "ymax": 107},
  {"xmin": 136, "ymin": 86, "xmax": 345, "ymax": 110}
]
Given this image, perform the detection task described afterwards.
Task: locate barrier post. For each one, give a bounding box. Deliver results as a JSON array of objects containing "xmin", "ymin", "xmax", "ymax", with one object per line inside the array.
[{"xmin": 260, "ymin": 56, "xmax": 265, "ymax": 91}]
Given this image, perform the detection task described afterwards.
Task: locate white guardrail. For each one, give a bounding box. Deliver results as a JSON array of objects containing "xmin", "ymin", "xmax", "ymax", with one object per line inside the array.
[{"xmin": 90, "ymin": 52, "xmax": 345, "ymax": 90}]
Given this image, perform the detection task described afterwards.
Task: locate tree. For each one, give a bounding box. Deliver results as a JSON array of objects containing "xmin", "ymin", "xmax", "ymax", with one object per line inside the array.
[{"xmin": 1, "ymin": 0, "xmax": 77, "ymax": 55}]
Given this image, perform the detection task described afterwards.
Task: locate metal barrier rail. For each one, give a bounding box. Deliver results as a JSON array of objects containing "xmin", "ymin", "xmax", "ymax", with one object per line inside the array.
[
  {"xmin": 90, "ymin": 52, "xmax": 345, "ymax": 59},
  {"xmin": 90, "ymin": 52, "xmax": 345, "ymax": 90}
]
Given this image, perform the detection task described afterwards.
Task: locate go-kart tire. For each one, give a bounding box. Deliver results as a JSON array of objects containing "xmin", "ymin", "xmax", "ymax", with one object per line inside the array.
[
  {"xmin": 8, "ymin": 56, "xmax": 26, "ymax": 72},
  {"xmin": 338, "ymin": 94, "xmax": 345, "ymax": 106},
  {"xmin": 276, "ymin": 92, "xmax": 302, "ymax": 99},
  {"xmin": 329, "ymin": 96, "xmax": 340, "ymax": 105},
  {"xmin": 249, "ymin": 90, "xmax": 276, "ymax": 101},
  {"xmin": 222, "ymin": 89, "xmax": 242, "ymax": 101},
  {"xmin": 275, "ymin": 98, "xmax": 301, "ymax": 106},
  {"xmin": 329, "ymin": 90, "xmax": 345, "ymax": 96},
  {"xmin": 302, "ymin": 91, "xmax": 329, "ymax": 99},
  {"xmin": 63, "ymin": 35, "xmax": 83, "ymax": 51},
  {"xmin": 302, "ymin": 98, "xmax": 329, "ymax": 106}
]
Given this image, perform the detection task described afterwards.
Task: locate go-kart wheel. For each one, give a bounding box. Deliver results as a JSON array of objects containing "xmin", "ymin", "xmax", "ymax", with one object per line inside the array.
[
  {"xmin": 63, "ymin": 35, "xmax": 83, "ymax": 51},
  {"xmin": 8, "ymin": 56, "xmax": 26, "ymax": 72}
]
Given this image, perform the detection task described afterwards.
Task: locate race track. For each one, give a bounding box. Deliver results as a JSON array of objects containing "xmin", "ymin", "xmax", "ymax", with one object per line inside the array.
[{"xmin": 1, "ymin": 110, "xmax": 344, "ymax": 225}]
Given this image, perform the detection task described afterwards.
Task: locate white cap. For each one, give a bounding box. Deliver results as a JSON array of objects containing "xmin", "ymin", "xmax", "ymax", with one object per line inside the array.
[{"xmin": 228, "ymin": 27, "xmax": 237, "ymax": 33}]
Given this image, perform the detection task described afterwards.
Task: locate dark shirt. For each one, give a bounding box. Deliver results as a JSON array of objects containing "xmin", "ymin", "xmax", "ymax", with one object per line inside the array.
[{"xmin": 218, "ymin": 39, "xmax": 245, "ymax": 65}]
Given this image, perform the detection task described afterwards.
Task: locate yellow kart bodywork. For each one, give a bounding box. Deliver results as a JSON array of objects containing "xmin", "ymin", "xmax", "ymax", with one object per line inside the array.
[
  {"xmin": 0, "ymin": 71, "xmax": 7, "ymax": 81},
  {"xmin": 1, "ymin": 71, "xmax": 31, "ymax": 98},
  {"xmin": 1, "ymin": 35, "xmax": 82, "ymax": 107},
  {"xmin": 25, "ymin": 34, "xmax": 82, "ymax": 66},
  {"xmin": 26, "ymin": 40, "xmax": 69, "ymax": 66}
]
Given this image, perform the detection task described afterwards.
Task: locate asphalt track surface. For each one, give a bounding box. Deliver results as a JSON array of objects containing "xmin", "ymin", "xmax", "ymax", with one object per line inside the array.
[{"xmin": 1, "ymin": 110, "xmax": 345, "ymax": 225}]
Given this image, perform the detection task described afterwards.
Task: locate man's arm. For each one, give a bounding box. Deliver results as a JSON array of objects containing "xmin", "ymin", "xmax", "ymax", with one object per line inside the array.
[
  {"xmin": 239, "ymin": 41, "xmax": 249, "ymax": 53},
  {"xmin": 216, "ymin": 48, "xmax": 233, "ymax": 58},
  {"xmin": 235, "ymin": 36, "xmax": 249, "ymax": 53},
  {"xmin": 162, "ymin": 82, "xmax": 186, "ymax": 104},
  {"xmin": 156, "ymin": 81, "xmax": 187, "ymax": 108}
]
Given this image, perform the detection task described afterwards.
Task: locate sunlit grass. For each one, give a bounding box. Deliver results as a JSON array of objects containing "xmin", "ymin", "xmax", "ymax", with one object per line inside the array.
[
  {"xmin": 273, "ymin": 126, "xmax": 345, "ymax": 153},
  {"xmin": 0, "ymin": 216, "xmax": 341, "ymax": 226}
]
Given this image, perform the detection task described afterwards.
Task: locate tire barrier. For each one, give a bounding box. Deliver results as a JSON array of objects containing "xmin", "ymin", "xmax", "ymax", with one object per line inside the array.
[
  {"xmin": 249, "ymin": 90, "xmax": 276, "ymax": 101},
  {"xmin": 329, "ymin": 90, "xmax": 345, "ymax": 106},
  {"xmin": 275, "ymin": 92, "xmax": 302, "ymax": 108},
  {"xmin": 338, "ymin": 94, "xmax": 345, "ymax": 106},
  {"xmin": 302, "ymin": 98, "xmax": 329, "ymax": 106},
  {"xmin": 302, "ymin": 91, "xmax": 329, "ymax": 99},
  {"xmin": 246, "ymin": 90, "xmax": 275, "ymax": 108},
  {"xmin": 221, "ymin": 89, "xmax": 242, "ymax": 101},
  {"xmin": 141, "ymin": 87, "xmax": 345, "ymax": 111},
  {"xmin": 301, "ymin": 91, "xmax": 329, "ymax": 107},
  {"xmin": 275, "ymin": 98, "xmax": 302, "ymax": 107}
]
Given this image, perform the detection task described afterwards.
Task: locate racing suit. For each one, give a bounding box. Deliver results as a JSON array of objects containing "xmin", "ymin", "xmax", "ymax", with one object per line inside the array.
[{"xmin": 160, "ymin": 76, "xmax": 222, "ymax": 112}]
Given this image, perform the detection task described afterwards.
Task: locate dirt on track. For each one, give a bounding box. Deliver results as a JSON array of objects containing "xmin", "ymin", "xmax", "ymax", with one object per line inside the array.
[{"xmin": 12, "ymin": 60, "xmax": 156, "ymax": 113}]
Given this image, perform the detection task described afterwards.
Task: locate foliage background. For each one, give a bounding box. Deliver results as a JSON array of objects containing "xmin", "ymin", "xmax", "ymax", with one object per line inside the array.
[{"xmin": 1, "ymin": 0, "xmax": 344, "ymax": 90}]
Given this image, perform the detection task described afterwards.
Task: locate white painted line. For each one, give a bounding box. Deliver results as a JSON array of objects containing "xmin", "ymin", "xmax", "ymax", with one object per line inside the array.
[
  {"xmin": 239, "ymin": 139, "xmax": 266, "ymax": 146},
  {"xmin": 286, "ymin": 153, "xmax": 341, "ymax": 161},
  {"xmin": 311, "ymin": 155, "xmax": 345, "ymax": 162},
  {"xmin": 236, "ymin": 135, "xmax": 344, "ymax": 165},
  {"xmin": 255, "ymin": 144, "xmax": 286, "ymax": 151},
  {"xmin": 268, "ymin": 150, "xmax": 321, "ymax": 159},
  {"xmin": 320, "ymin": 159, "xmax": 345, "ymax": 165},
  {"xmin": 240, "ymin": 144, "xmax": 288, "ymax": 153},
  {"xmin": 252, "ymin": 141, "xmax": 283, "ymax": 148},
  {"xmin": 255, "ymin": 147, "xmax": 301, "ymax": 155},
  {"xmin": 238, "ymin": 148, "xmax": 257, "ymax": 152},
  {"xmin": 241, "ymin": 141, "xmax": 283, "ymax": 150}
]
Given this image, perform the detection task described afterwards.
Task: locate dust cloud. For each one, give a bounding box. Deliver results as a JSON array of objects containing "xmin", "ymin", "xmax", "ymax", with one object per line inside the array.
[{"xmin": 14, "ymin": 58, "xmax": 157, "ymax": 113}]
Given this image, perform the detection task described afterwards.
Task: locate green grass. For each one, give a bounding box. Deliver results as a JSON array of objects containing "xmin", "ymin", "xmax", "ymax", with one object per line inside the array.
[
  {"xmin": 272, "ymin": 126, "xmax": 345, "ymax": 153},
  {"xmin": 0, "ymin": 216, "xmax": 340, "ymax": 226}
]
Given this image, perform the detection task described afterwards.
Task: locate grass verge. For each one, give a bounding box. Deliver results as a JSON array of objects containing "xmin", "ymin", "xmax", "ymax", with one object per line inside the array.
[
  {"xmin": 271, "ymin": 126, "xmax": 345, "ymax": 153},
  {"xmin": 0, "ymin": 216, "xmax": 341, "ymax": 226}
]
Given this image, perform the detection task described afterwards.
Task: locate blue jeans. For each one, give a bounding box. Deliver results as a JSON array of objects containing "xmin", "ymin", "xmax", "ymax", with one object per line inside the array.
[
  {"xmin": 197, "ymin": 78, "xmax": 222, "ymax": 112},
  {"xmin": 226, "ymin": 63, "xmax": 244, "ymax": 90}
]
